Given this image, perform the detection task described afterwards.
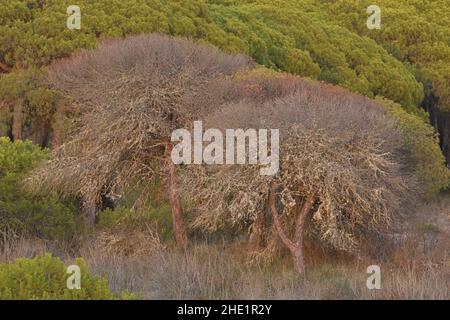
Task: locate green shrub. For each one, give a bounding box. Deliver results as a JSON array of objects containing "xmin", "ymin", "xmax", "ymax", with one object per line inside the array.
[
  {"xmin": 0, "ymin": 0, "xmax": 428, "ymax": 144},
  {"xmin": 0, "ymin": 68, "xmax": 60, "ymax": 146},
  {"xmin": 321, "ymin": 0, "xmax": 450, "ymax": 112},
  {"xmin": 416, "ymin": 223, "xmax": 440, "ymax": 235},
  {"xmin": 0, "ymin": 137, "xmax": 76, "ymax": 239},
  {"xmin": 378, "ymin": 98, "xmax": 450, "ymax": 198},
  {"xmin": 0, "ymin": 253, "xmax": 120, "ymax": 299}
]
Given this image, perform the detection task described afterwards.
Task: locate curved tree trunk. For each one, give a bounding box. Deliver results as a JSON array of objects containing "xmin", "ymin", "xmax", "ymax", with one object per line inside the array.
[
  {"xmin": 269, "ymin": 183, "xmax": 315, "ymax": 275},
  {"xmin": 166, "ymin": 143, "xmax": 188, "ymax": 247},
  {"xmin": 12, "ymin": 101, "xmax": 23, "ymax": 141}
]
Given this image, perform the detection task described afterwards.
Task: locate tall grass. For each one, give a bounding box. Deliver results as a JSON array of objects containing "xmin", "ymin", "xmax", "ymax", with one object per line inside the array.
[
  {"xmin": 1, "ymin": 197, "xmax": 448, "ymax": 300},
  {"xmin": 78, "ymin": 239, "xmax": 448, "ymax": 300}
]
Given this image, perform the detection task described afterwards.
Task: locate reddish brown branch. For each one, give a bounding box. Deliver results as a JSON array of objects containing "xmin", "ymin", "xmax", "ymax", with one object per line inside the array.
[
  {"xmin": 294, "ymin": 194, "xmax": 315, "ymax": 242},
  {"xmin": 269, "ymin": 183, "xmax": 296, "ymax": 249},
  {"xmin": 269, "ymin": 183, "xmax": 316, "ymax": 275}
]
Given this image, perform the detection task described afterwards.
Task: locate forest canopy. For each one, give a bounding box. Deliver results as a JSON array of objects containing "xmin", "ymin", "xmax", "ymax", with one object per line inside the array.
[{"xmin": 1, "ymin": 0, "xmax": 447, "ymax": 196}]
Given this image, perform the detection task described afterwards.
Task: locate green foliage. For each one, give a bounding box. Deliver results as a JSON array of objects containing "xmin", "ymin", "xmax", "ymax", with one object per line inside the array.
[
  {"xmin": 0, "ymin": 136, "xmax": 48, "ymax": 172},
  {"xmin": 378, "ymin": 98, "xmax": 450, "ymax": 198},
  {"xmin": 0, "ymin": 68, "xmax": 59, "ymax": 146},
  {"xmin": 0, "ymin": 1, "xmax": 447, "ymax": 211},
  {"xmin": 0, "ymin": 137, "xmax": 75, "ymax": 239},
  {"xmin": 0, "ymin": 0, "xmax": 424, "ymax": 110},
  {"xmin": 416, "ymin": 223, "xmax": 440, "ymax": 235},
  {"xmin": 319, "ymin": 0, "xmax": 450, "ymax": 112},
  {"xmin": 97, "ymin": 207, "xmax": 126, "ymax": 230},
  {"xmin": 0, "ymin": 253, "xmax": 121, "ymax": 299},
  {"xmin": 208, "ymin": 1, "xmax": 423, "ymax": 109},
  {"xmin": 2, "ymin": 1, "xmax": 446, "ymax": 172}
]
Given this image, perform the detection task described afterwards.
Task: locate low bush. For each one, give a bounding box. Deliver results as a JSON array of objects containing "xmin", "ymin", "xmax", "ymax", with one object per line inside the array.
[
  {"xmin": 0, "ymin": 138, "xmax": 76, "ymax": 239},
  {"xmin": 0, "ymin": 253, "xmax": 126, "ymax": 299},
  {"xmin": 378, "ymin": 98, "xmax": 450, "ymax": 198}
]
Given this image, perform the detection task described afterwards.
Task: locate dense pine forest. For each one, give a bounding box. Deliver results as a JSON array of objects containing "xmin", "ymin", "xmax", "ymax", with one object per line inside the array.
[{"xmin": 0, "ymin": 0, "xmax": 448, "ymax": 300}]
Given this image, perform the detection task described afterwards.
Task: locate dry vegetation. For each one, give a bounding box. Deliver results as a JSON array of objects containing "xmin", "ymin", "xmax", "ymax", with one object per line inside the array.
[
  {"xmin": 1, "ymin": 226, "xmax": 447, "ymax": 299},
  {"xmin": 184, "ymin": 75, "xmax": 421, "ymax": 274},
  {"xmin": 27, "ymin": 33, "xmax": 252, "ymax": 245},
  {"xmin": 4, "ymin": 34, "xmax": 446, "ymax": 300}
]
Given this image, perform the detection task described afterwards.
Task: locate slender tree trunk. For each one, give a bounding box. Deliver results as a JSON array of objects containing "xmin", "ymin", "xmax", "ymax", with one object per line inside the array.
[
  {"xmin": 52, "ymin": 114, "xmax": 62, "ymax": 149},
  {"xmin": 269, "ymin": 183, "xmax": 315, "ymax": 275},
  {"xmin": 12, "ymin": 101, "xmax": 23, "ymax": 141},
  {"xmin": 82, "ymin": 199, "xmax": 97, "ymax": 226},
  {"xmin": 166, "ymin": 143, "xmax": 188, "ymax": 247},
  {"xmin": 52, "ymin": 129, "xmax": 61, "ymax": 149},
  {"xmin": 290, "ymin": 244, "xmax": 305, "ymax": 275}
]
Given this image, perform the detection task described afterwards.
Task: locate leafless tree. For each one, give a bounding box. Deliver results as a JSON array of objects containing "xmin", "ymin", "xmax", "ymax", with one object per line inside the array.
[
  {"xmin": 27, "ymin": 33, "xmax": 252, "ymax": 246},
  {"xmin": 183, "ymin": 75, "xmax": 421, "ymax": 273}
]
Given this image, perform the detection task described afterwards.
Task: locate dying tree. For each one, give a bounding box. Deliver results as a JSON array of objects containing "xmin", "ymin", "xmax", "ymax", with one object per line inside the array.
[
  {"xmin": 27, "ymin": 33, "xmax": 252, "ymax": 246},
  {"xmin": 183, "ymin": 76, "xmax": 421, "ymax": 273}
]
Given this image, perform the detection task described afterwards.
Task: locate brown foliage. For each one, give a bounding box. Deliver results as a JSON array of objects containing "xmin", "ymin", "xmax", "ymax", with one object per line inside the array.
[
  {"xmin": 27, "ymin": 34, "xmax": 252, "ymax": 234},
  {"xmin": 183, "ymin": 75, "xmax": 422, "ymax": 271},
  {"xmin": 89, "ymin": 227, "xmax": 164, "ymax": 259}
]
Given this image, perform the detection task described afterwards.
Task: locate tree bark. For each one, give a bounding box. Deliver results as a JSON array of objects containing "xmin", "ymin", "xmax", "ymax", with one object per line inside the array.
[
  {"xmin": 12, "ymin": 101, "xmax": 23, "ymax": 141},
  {"xmin": 52, "ymin": 113, "xmax": 62, "ymax": 150},
  {"xmin": 82, "ymin": 199, "xmax": 97, "ymax": 226},
  {"xmin": 269, "ymin": 183, "xmax": 315, "ymax": 275},
  {"xmin": 166, "ymin": 143, "xmax": 188, "ymax": 247},
  {"xmin": 290, "ymin": 244, "xmax": 305, "ymax": 275}
]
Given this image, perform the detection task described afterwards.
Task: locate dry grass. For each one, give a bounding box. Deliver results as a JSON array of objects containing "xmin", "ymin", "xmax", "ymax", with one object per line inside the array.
[
  {"xmin": 84, "ymin": 224, "xmax": 165, "ymax": 259},
  {"xmin": 414, "ymin": 194, "xmax": 450, "ymax": 233},
  {"xmin": 0, "ymin": 236, "xmax": 447, "ymax": 299},
  {"xmin": 1, "ymin": 196, "xmax": 448, "ymax": 300},
  {"xmin": 0, "ymin": 230, "xmax": 49, "ymax": 263},
  {"xmin": 78, "ymin": 236, "xmax": 448, "ymax": 300}
]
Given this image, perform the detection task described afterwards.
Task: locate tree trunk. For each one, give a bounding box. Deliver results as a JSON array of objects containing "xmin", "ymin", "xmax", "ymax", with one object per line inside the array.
[
  {"xmin": 52, "ymin": 123, "xmax": 62, "ymax": 150},
  {"xmin": 51, "ymin": 107, "xmax": 65, "ymax": 149},
  {"xmin": 12, "ymin": 101, "xmax": 23, "ymax": 141},
  {"xmin": 82, "ymin": 199, "xmax": 97, "ymax": 226},
  {"xmin": 166, "ymin": 144, "xmax": 188, "ymax": 247},
  {"xmin": 269, "ymin": 183, "xmax": 314, "ymax": 275},
  {"xmin": 290, "ymin": 244, "xmax": 305, "ymax": 275}
]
